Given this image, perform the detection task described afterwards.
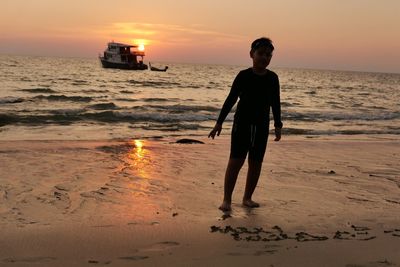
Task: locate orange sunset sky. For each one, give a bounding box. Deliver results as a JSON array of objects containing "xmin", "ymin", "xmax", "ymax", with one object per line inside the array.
[{"xmin": 1, "ymin": 0, "xmax": 400, "ymax": 73}]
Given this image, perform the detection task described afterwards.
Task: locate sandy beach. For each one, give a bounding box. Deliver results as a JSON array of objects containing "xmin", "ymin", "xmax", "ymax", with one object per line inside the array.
[{"xmin": 1, "ymin": 135, "xmax": 399, "ymax": 266}]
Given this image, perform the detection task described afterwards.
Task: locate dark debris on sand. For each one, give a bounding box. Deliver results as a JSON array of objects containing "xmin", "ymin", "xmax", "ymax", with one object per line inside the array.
[
  {"xmin": 384, "ymin": 228, "xmax": 400, "ymax": 237},
  {"xmin": 210, "ymin": 225, "xmax": 328, "ymax": 242},
  {"xmin": 210, "ymin": 224, "xmax": 400, "ymax": 243},
  {"xmin": 333, "ymin": 225, "xmax": 376, "ymax": 241}
]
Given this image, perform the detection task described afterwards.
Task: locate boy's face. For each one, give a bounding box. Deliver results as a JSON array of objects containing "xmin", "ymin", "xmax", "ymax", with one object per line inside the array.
[{"xmin": 250, "ymin": 46, "xmax": 273, "ymax": 69}]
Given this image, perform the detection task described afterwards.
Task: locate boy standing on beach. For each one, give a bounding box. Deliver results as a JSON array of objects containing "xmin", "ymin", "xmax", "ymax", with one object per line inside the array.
[{"xmin": 208, "ymin": 37, "xmax": 283, "ymax": 212}]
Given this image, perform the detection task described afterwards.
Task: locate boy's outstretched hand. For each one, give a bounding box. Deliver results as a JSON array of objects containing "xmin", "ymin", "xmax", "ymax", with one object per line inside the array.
[
  {"xmin": 208, "ymin": 123, "xmax": 222, "ymax": 139},
  {"xmin": 274, "ymin": 127, "xmax": 281, "ymax": 141}
]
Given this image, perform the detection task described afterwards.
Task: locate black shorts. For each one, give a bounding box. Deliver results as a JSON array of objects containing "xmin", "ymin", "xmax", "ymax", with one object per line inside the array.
[{"xmin": 230, "ymin": 121, "xmax": 269, "ymax": 162}]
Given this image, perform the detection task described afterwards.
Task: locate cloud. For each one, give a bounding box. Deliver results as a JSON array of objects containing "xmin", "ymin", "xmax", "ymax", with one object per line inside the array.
[{"xmin": 103, "ymin": 22, "xmax": 247, "ymax": 46}]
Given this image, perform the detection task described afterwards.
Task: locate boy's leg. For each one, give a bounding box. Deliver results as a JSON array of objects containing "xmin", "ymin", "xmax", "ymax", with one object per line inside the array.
[
  {"xmin": 242, "ymin": 123, "xmax": 268, "ymax": 208},
  {"xmin": 219, "ymin": 157, "xmax": 246, "ymax": 211},
  {"xmin": 242, "ymin": 159, "xmax": 263, "ymax": 207}
]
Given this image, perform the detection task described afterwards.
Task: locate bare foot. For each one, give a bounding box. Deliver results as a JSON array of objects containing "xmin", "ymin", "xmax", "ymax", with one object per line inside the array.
[
  {"xmin": 219, "ymin": 200, "xmax": 232, "ymax": 212},
  {"xmin": 242, "ymin": 199, "xmax": 260, "ymax": 208}
]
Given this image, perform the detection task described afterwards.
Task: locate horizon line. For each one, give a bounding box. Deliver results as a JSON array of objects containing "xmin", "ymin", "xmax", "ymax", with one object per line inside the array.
[{"xmin": 1, "ymin": 52, "xmax": 399, "ymax": 75}]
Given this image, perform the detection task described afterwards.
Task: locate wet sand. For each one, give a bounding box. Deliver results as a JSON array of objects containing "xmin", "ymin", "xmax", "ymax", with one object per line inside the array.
[{"xmin": 0, "ymin": 135, "xmax": 399, "ymax": 266}]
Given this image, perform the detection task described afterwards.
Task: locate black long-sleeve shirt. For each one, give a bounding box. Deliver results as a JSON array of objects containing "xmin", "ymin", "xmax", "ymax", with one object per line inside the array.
[{"xmin": 217, "ymin": 68, "xmax": 283, "ymax": 128}]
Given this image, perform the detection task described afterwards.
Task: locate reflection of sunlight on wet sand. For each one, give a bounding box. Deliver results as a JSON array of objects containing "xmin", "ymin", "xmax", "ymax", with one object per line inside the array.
[
  {"xmin": 114, "ymin": 140, "xmax": 161, "ymax": 219},
  {"xmin": 115, "ymin": 139, "xmax": 153, "ymax": 197},
  {"xmin": 127, "ymin": 139, "xmax": 150, "ymax": 179},
  {"xmin": 114, "ymin": 140, "xmax": 174, "ymax": 221},
  {"xmin": 124, "ymin": 140, "xmax": 164, "ymax": 216}
]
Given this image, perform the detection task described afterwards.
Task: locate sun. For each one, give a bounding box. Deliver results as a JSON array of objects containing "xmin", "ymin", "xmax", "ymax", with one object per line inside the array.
[{"xmin": 133, "ymin": 39, "xmax": 148, "ymax": 51}]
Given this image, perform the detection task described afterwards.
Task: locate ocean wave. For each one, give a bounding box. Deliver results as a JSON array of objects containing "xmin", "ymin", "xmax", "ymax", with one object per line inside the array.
[
  {"xmin": 0, "ymin": 113, "xmax": 80, "ymax": 126},
  {"xmin": 1, "ymin": 111, "xmax": 399, "ymax": 136},
  {"xmin": 177, "ymin": 84, "xmax": 201, "ymax": 89},
  {"xmin": 19, "ymin": 88, "xmax": 57, "ymax": 93},
  {"xmin": 146, "ymin": 104, "xmax": 220, "ymax": 113},
  {"xmin": 285, "ymin": 111, "xmax": 400, "ymax": 121},
  {"xmin": 71, "ymin": 80, "xmax": 89, "ymax": 85},
  {"xmin": 119, "ymin": 90, "xmax": 135, "ymax": 94},
  {"xmin": 5, "ymin": 63, "xmax": 18, "ymax": 67},
  {"xmin": 0, "ymin": 111, "xmax": 211, "ymax": 126},
  {"xmin": 115, "ymin": 98, "xmax": 138, "ymax": 102},
  {"xmin": 281, "ymin": 128, "xmax": 366, "ymax": 135},
  {"xmin": 369, "ymin": 105, "xmax": 387, "ymax": 110},
  {"xmin": 34, "ymin": 95, "xmax": 93, "ymax": 102},
  {"xmin": 128, "ymin": 79, "xmax": 181, "ymax": 88},
  {"xmin": 49, "ymin": 109, "xmax": 86, "ymax": 115},
  {"xmin": 142, "ymin": 98, "xmax": 181, "ymax": 102},
  {"xmin": 0, "ymin": 97, "xmax": 24, "ymax": 104},
  {"xmin": 282, "ymin": 128, "xmax": 400, "ymax": 135},
  {"xmin": 281, "ymin": 102, "xmax": 299, "ymax": 107},
  {"xmin": 88, "ymin": 103, "xmax": 119, "ymax": 110},
  {"xmin": 82, "ymin": 89, "xmax": 110, "ymax": 94},
  {"xmin": 140, "ymin": 123, "xmax": 207, "ymax": 131},
  {"xmin": 281, "ymin": 128, "xmax": 313, "ymax": 135},
  {"xmin": 109, "ymin": 111, "xmax": 210, "ymax": 123}
]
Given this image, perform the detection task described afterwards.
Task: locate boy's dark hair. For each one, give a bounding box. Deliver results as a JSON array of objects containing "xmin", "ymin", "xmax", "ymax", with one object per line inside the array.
[{"xmin": 251, "ymin": 37, "xmax": 274, "ymax": 52}]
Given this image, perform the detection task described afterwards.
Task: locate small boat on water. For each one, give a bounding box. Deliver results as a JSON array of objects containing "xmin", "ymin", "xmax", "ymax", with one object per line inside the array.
[
  {"xmin": 149, "ymin": 62, "xmax": 168, "ymax": 72},
  {"xmin": 99, "ymin": 42, "xmax": 148, "ymax": 70}
]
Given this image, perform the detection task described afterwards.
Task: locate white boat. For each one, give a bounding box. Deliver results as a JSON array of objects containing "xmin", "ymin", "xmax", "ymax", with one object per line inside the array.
[{"xmin": 99, "ymin": 42, "xmax": 148, "ymax": 70}]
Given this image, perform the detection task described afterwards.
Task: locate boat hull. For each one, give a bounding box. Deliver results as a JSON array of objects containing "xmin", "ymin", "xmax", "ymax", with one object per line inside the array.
[
  {"xmin": 100, "ymin": 58, "xmax": 148, "ymax": 70},
  {"xmin": 150, "ymin": 67, "xmax": 168, "ymax": 72}
]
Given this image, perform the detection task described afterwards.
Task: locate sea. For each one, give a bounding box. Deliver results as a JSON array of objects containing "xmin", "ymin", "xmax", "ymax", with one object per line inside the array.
[{"xmin": 1, "ymin": 54, "xmax": 399, "ymax": 141}]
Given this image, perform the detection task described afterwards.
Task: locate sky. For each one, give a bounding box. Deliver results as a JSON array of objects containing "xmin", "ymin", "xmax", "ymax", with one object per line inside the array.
[{"xmin": 1, "ymin": 0, "xmax": 400, "ymax": 73}]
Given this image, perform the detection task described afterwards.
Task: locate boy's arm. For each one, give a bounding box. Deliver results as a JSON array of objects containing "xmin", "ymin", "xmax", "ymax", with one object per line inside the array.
[
  {"xmin": 216, "ymin": 75, "xmax": 241, "ymax": 125},
  {"xmin": 271, "ymin": 75, "xmax": 283, "ymax": 139},
  {"xmin": 209, "ymin": 74, "xmax": 241, "ymax": 139}
]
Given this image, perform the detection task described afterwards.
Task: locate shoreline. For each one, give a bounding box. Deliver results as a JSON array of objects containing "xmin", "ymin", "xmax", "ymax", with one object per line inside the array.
[
  {"xmin": 1, "ymin": 136, "xmax": 399, "ymax": 266},
  {"xmin": 0, "ymin": 132, "xmax": 399, "ymax": 141}
]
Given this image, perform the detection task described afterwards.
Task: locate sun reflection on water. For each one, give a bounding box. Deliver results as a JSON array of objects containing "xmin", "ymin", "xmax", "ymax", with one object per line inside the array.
[
  {"xmin": 127, "ymin": 139, "xmax": 150, "ymax": 179},
  {"xmin": 134, "ymin": 139, "xmax": 143, "ymax": 149}
]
